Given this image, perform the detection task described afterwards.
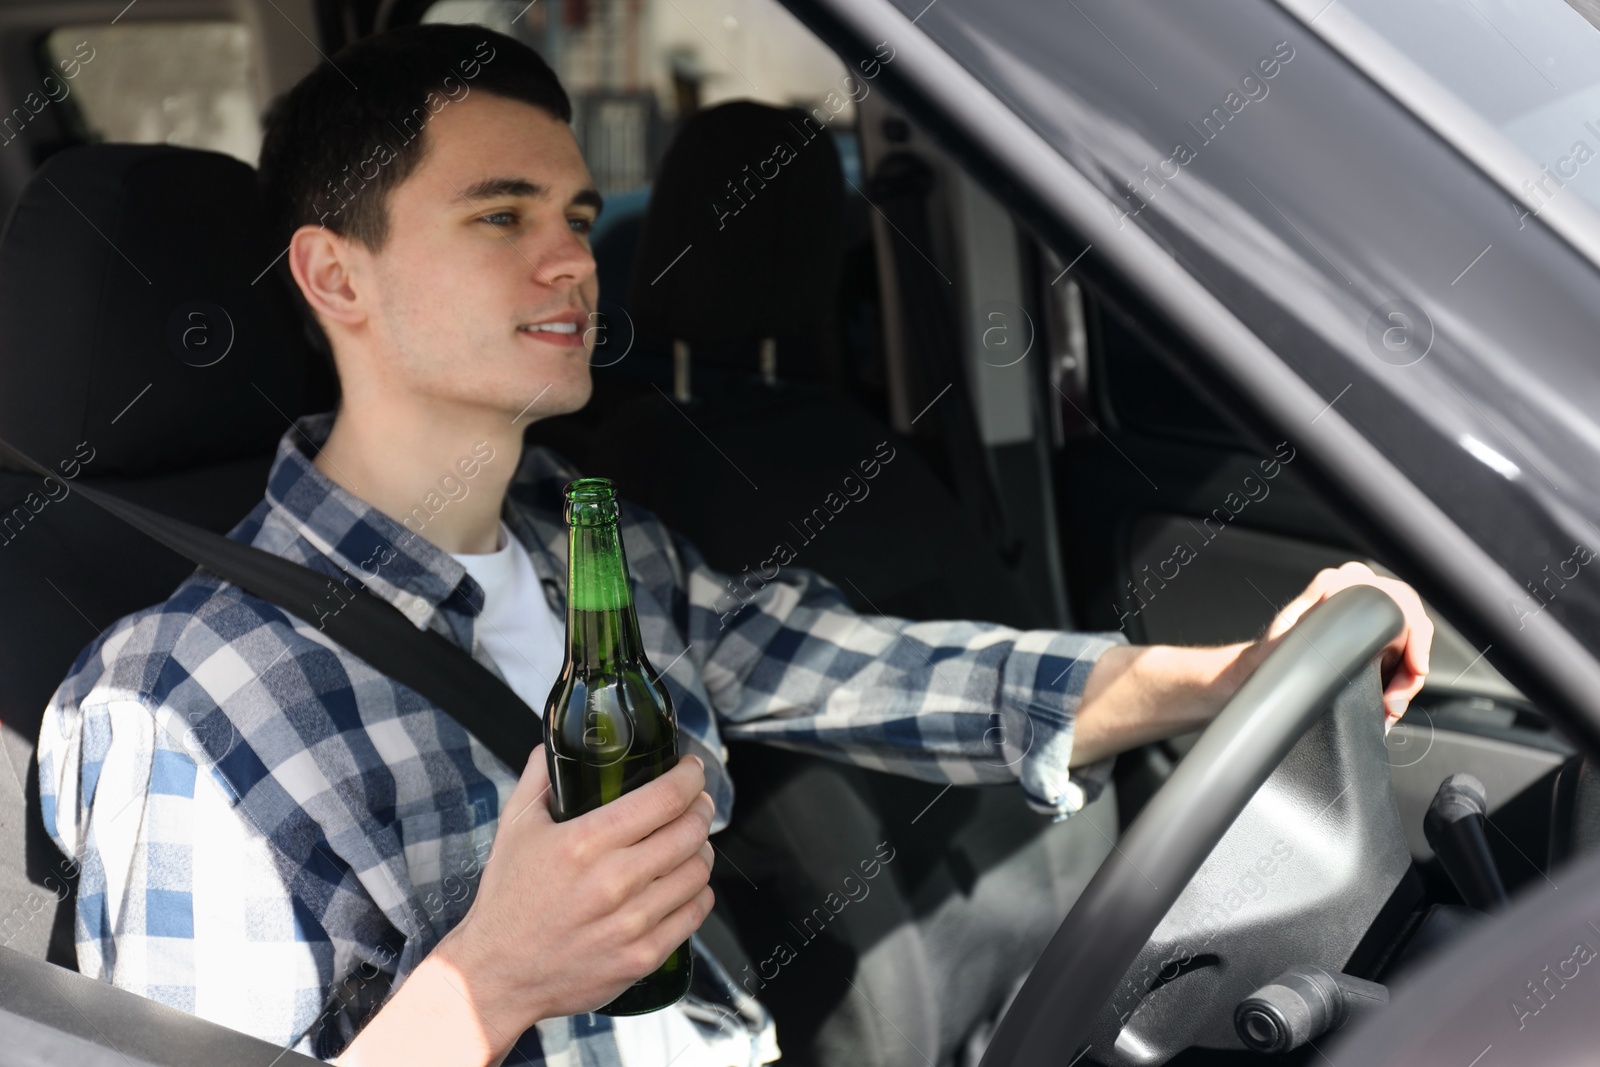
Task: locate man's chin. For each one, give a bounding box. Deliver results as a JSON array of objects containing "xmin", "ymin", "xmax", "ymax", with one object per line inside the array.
[{"xmin": 511, "ymin": 369, "xmax": 592, "ymax": 426}]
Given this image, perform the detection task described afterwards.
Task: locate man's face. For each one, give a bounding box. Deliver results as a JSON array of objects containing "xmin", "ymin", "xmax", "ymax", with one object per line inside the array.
[{"xmin": 356, "ymin": 92, "xmax": 602, "ymax": 423}]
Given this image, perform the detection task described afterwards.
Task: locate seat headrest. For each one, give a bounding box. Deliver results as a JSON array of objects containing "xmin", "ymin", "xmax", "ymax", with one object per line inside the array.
[
  {"xmin": 627, "ymin": 100, "xmax": 845, "ymax": 346},
  {"xmin": 0, "ymin": 143, "xmax": 327, "ymax": 478}
]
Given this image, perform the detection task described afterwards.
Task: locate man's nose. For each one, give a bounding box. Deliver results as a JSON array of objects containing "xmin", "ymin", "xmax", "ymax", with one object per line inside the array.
[{"xmin": 534, "ymin": 224, "xmax": 597, "ymax": 289}]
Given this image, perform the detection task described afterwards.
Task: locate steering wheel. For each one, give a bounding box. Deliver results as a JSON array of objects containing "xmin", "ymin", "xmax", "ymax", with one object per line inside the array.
[{"xmin": 978, "ymin": 585, "xmax": 1410, "ymax": 1067}]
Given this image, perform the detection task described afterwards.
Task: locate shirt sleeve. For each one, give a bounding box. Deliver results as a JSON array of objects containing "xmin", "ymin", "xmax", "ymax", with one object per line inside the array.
[
  {"xmin": 666, "ymin": 525, "xmax": 1125, "ymax": 820},
  {"xmin": 36, "ymin": 692, "xmax": 358, "ymax": 1060}
]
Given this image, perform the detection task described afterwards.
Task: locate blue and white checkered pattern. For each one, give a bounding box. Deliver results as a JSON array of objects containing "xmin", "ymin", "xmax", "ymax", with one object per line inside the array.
[{"xmin": 37, "ymin": 410, "xmax": 1123, "ymax": 1062}]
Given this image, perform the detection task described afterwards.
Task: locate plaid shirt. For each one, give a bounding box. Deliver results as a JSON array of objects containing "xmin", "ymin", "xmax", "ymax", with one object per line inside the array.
[{"xmin": 36, "ymin": 410, "xmax": 1122, "ymax": 1063}]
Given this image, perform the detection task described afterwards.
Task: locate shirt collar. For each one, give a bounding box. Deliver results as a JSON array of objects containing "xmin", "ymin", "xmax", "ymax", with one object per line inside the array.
[{"xmin": 261, "ymin": 410, "xmax": 576, "ymax": 634}]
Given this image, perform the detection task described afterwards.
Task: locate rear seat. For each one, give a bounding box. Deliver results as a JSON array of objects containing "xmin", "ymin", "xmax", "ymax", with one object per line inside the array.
[{"xmin": 0, "ymin": 143, "xmax": 336, "ymax": 969}]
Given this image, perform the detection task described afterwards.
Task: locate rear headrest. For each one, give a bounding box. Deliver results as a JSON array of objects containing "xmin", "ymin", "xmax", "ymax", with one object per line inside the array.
[
  {"xmin": 627, "ymin": 100, "xmax": 844, "ymax": 347},
  {"xmin": 0, "ymin": 144, "xmax": 330, "ymax": 478}
]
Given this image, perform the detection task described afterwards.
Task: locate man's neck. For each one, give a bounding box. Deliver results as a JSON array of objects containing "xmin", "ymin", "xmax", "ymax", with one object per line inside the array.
[{"xmin": 311, "ymin": 399, "xmax": 524, "ymax": 555}]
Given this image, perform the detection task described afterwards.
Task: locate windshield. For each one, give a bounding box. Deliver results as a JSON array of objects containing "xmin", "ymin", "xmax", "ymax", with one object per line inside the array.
[{"xmin": 1336, "ymin": 0, "xmax": 1600, "ymax": 221}]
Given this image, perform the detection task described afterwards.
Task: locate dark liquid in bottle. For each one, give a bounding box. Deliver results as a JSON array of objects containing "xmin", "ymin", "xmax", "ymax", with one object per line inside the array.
[
  {"xmin": 550, "ymin": 744, "xmax": 691, "ymax": 1015},
  {"xmin": 546, "ymin": 607, "xmax": 692, "ymax": 1015}
]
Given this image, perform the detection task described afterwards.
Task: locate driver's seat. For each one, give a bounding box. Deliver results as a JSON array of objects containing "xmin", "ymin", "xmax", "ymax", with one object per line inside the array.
[{"xmin": 0, "ymin": 142, "xmax": 337, "ymax": 969}]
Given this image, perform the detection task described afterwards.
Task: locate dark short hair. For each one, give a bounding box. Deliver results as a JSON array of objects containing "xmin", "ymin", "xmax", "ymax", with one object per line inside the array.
[
  {"xmin": 258, "ymin": 22, "xmax": 571, "ymax": 255},
  {"xmin": 257, "ymin": 22, "xmax": 571, "ymax": 374}
]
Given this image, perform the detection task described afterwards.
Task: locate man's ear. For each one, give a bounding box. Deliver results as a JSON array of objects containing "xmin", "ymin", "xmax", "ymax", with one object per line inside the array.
[{"xmin": 287, "ymin": 224, "xmax": 368, "ymax": 332}]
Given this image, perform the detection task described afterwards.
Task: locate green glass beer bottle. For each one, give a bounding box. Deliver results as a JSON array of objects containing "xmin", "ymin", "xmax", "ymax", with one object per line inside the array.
[{"xmin": 544, "ymin": 476, "xmax": 692, "ymax": 1015}]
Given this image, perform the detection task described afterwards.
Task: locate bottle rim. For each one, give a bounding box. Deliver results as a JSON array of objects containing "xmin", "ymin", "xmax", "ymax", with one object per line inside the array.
[
  {"xmin": 566, "ymin": 476, "xmax": 615, "ymax": 497},
  {"xmin": 565, "ymin": 477, "xmax": 620, "ymax": 526}
]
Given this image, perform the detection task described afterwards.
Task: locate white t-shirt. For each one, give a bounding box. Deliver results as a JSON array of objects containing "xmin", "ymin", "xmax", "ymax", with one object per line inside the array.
[
  {"xmin": 449, "ymin": 521, "xmax": 753, "ymax": 1066},
  {"xmin": 450, "ymin": 519, "xmax": 565, "ymax": 709}
]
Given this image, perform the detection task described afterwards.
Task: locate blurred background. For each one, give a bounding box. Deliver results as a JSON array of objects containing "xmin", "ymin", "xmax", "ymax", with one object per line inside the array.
[{"xmin": 25, "ymin": 0, "xmax": 861, "ymax": 210}]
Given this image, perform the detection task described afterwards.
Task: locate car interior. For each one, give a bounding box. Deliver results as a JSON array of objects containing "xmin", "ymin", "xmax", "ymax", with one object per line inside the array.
[{"xmin": 0, "ymin": 1, "xmax": 1593, "ymax": 1065}]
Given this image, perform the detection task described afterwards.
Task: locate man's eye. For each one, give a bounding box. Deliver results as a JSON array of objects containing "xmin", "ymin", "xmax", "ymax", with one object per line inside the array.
[
  {"xmin": 568, "ymin": 216, "xmax": 594, "ymax": 235},
  {"xmin": 480, "ymin": 211, "xmax": 517, "ymax": 227}
]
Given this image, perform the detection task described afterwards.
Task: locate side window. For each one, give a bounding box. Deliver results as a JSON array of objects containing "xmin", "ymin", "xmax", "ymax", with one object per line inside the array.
[
  {"xmin": 40, "ymin": 22, "xmax": 264, "ymax": 165},
  {"xmin": 1093, "ymin": 288, "xmax": 1250, "ymax": 450}
]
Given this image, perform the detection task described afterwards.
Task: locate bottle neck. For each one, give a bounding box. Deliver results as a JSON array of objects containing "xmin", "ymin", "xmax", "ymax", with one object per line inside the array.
[{"xmin": 565, "ymin": 520, "xmax": 645, "ymax": 671}]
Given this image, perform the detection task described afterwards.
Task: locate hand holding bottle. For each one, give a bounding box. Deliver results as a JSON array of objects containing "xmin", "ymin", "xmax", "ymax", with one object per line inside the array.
[
  {"xmin": 438, "ymin": 745, "xmax": 716, "ymax": 1039},
  {"xmin": 543, "ymin": 477, "xmax": 697, "ymax": 1013}
]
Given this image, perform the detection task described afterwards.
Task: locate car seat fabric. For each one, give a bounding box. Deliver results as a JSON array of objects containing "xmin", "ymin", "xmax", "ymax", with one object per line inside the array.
[
  {"xmin": 0, "ymin": 144, "xmax": 329, "ymax": 477},
  {"xmin": 628, "ymin": 100, "xmax": 847, "ymax": 362},
  {"xmin": 0, "ymin": 143, "xmax": 336, "ymax": 969},
  {"xmin": 597, "ymin": 100, "xmax": 1040, "ymax": 628}
]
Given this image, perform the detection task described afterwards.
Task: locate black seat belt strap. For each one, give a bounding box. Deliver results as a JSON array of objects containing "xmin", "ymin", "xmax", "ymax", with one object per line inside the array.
[
  {"xmin": 0, "ymin": 436, "xmax": 541, "ymax": 775},
  {"xmin": 5, "ymin": 438, "xmax": 745, "ymax": 1013}
]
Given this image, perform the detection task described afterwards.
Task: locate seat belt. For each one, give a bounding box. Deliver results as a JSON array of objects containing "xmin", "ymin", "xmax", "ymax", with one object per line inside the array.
[
  {"xmin": 0, "ymin": 441, "xmax": 765, "ymax": 1029},
  {"xmin": 0, "ymin": 436, "xmax": 541, "ymax": 776}
]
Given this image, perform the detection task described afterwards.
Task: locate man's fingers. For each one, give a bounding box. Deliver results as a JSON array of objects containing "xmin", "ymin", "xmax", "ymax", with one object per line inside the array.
[
  {"xmin": 1293, "ymin": 566, "xmax": 1434, "ymax": 676},
  {"xmin": 1406, "ymin": 603, "xmax": 1434, "ymax": 677},
  {"xmin": 588, "ymin": 753, "xmax": 706, "ymax": 848},
  {"xmin": 1273, "ymin": 566, "xmax": 1435, "ymax": 730},
  {"xmin": 1382, "ymin": 667, "xmax": 1424, "ymax": 708},
  {"xmin": 1375, "ymin": 575, "xmax": 1432, "ymax": 694},
  {"xmin": 622, "ymin": 792, "xmax": 713, "ymax": 888},
  {"xmin": 503, "ymin": 743, "xmax": 554, "ymax": 828},
  {"xmin": 645, "ymin": 884, "xmax": 716, "ymax": 964},
  {"xmin": 632, "ymin": 842, "xmax": 715, "ymax": 929}
]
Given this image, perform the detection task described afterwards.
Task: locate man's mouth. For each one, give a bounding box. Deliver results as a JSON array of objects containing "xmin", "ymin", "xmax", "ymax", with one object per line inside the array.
[{"xmin": 517, "ymin": 312, "xmax": 587, "ymax": 348}]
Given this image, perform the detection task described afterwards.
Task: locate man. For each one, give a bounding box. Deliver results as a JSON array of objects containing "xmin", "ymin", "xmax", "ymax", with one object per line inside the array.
[{"xmin": 36, "ymin": 22, "xmax": 1431, "ymax": 1067}]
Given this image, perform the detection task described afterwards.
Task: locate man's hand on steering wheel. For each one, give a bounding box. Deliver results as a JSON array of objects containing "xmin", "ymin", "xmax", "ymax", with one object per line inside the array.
[
  {"xmin": 1070, "ymin": 561, "xmax": 1435, "ymax": 767},
  {"xmin": 1259, "ymin": 561, "xmax": 1434, "ymax": 731}
]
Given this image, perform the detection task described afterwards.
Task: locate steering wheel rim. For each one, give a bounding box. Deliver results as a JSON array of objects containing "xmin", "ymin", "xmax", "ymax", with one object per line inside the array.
[{"xmin": 978, "ymin": 585, "xmax": 1406, "ymax": 1067}]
